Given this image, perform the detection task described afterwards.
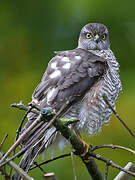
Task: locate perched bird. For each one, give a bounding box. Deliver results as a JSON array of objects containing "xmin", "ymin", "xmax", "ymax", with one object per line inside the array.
[{"xmin": 13, "ymin": 23, "xmax": 122, "ymax": 179}]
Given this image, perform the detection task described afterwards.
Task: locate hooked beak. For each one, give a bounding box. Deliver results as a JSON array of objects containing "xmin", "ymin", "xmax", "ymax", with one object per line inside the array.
[{"xmin": 94, "ymin": 34, "xmax": 100, "ymax": 43}]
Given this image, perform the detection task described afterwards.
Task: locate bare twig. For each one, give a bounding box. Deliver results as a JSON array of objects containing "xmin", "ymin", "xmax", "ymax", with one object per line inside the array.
[
  {"xmin": 0, "ymin": 151, "xmax": 33, "ymax": 180},
  {"xmin": 11, "ymin": 102, "xmax": 39, "ymax": 115},
  {"xmin": 33, "ymin": 161, "xmax": 46, "ymax": 173},
  {"xmin": 92, "ymin": 144, "xmax": 135, "ymax": 154},
  {"xmin": 30, "ymin": 153, "xmax": 71, "ymax": 170},
  {"xmin": 103, "ymin": 95, "xmax": 135, "ymax": 138},
  {"xmin": 104, "ymin": 164, "xmax": 109, "ymax": 180},
  {"xmin": 16, "ymin": 106, "xmax": 33, "ymax": 141},
  {"xmin": 0, "ymin": 133, "xmax": 8, "ymax": 150}
]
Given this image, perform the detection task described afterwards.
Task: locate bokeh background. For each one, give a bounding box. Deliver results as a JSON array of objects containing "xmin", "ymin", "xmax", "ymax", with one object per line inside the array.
[{"xmin": 0, "ymin": 1, "xmax": 135, "ymax": 179}]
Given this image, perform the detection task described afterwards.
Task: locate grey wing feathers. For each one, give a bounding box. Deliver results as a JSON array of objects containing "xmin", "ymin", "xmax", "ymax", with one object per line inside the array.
[{"xmin": 32, "ymin": 48, "xmax": 106, "ymax": 111}]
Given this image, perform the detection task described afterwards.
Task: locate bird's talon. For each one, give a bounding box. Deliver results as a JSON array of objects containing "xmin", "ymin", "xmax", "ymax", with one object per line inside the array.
[{"xmin": 80, "ymin": 140, "xmax": 90, "ymax": 157}]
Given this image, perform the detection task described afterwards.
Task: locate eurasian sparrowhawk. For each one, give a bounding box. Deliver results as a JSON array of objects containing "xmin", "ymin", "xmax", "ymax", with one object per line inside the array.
[{"xmin": 13, "ymin": 23, "xmax": 122, "ymax": 179}]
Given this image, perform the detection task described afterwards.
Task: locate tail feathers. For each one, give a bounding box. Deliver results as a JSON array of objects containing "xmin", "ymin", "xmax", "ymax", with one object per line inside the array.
[
  {"xmin": 12, "ymin": 142, "xmax": 42, "ymax": 180},
  {"xmin": 12, "ymin": 127, "xmax": 57, "ymax": 180}
]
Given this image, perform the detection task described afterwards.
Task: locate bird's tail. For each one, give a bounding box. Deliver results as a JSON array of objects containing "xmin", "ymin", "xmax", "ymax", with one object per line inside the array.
[{"xmin": 12, "ymin": 127, "xmax": 57, "ymax": 180}]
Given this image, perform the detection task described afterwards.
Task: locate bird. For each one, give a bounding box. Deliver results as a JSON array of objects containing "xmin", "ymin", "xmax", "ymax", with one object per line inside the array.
[{"xmin": 13, "ymin": 23, "xmax": 122, "ymax": 179}]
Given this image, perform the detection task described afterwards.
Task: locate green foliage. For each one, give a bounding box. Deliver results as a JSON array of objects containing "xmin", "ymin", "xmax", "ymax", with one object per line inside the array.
[{"xmin": 0, "ymin": 1, "xmax": 135, "ymax": 179}]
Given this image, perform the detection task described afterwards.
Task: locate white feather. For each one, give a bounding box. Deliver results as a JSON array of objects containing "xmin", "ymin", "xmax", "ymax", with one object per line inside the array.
[
  {"xmin": 47, "ymin": 88, "xmax": 56, "ymax": 102},
  {"xmin": 51, "ymin": 62, "xmax": 57, "ymax": 69},
  {"xmin": 61, "ymin": 57, "xmax": 70, "ymax": 62},
  {"xmin": 75, "ymin": 55, "xmax": 81, "ymax": 60},
  {"xmin": 62, "ymin": 63, "xmax": 71, "ymax": 69},
  {"xmin": 50, "ymin": 70, "xmax": 61, "ymax": 78}
]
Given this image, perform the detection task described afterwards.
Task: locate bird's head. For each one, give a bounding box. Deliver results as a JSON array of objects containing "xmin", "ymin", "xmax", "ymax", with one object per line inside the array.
[{"xmin": 78, "ymin": 23, "xmax": 110, "ymax": 50}]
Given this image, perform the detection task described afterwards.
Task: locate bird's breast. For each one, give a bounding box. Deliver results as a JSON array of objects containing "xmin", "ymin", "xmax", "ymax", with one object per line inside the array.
[{"xmin": 74, "ymin": 49, "xmax": 122, "ymax": 135}]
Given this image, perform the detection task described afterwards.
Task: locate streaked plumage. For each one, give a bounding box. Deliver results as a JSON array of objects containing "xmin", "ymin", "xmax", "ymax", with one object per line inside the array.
[{"xmin": 13, "ymin": 23, "xmax": 122, "ymax": 180}]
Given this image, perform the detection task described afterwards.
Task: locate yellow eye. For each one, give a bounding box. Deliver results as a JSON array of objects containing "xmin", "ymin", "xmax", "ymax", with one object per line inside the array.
[
  {"xmin": 102, "ymin": 34, "xmax": 106, "ymax": 40},
  {"xmin": 86, "ymin": 33, "xmax": 92, "ymax": 39}
]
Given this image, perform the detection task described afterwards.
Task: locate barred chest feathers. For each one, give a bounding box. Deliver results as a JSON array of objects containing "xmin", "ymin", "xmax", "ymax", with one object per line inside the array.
[{"xmin": 68, "ymin": 49, "xmax": 122, "ymax": 135}]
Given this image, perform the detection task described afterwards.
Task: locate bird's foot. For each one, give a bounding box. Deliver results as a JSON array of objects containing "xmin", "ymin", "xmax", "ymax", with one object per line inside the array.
[{"xmin": 80, "ymin": 139, "xmax": 90, "ymax": 157}]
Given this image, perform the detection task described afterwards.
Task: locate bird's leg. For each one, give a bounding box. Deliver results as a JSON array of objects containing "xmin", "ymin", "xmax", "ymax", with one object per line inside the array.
[
  {"xmin": 71, "ymin": 125, "xmax": 90, "ymax": 158},
  {"xmin": 60, "ymin": 118, "xmax": 90, "ymax": 158},
  {"xmin": 80, "ymin": 139, "xmax": 90, "ymax": 158},
  {"xmin": 72, "ymin": 125, "xmax": 81, "ymax": 138},
  {"xmin": 71, "ymin": 125, "xmax": 90, "ymax": 159}
]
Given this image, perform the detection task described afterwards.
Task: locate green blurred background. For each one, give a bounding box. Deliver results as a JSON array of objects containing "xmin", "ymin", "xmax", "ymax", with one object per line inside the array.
[{"xmin": 0, "ymin": 0, "xmax": 135, "ymax": 179}]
